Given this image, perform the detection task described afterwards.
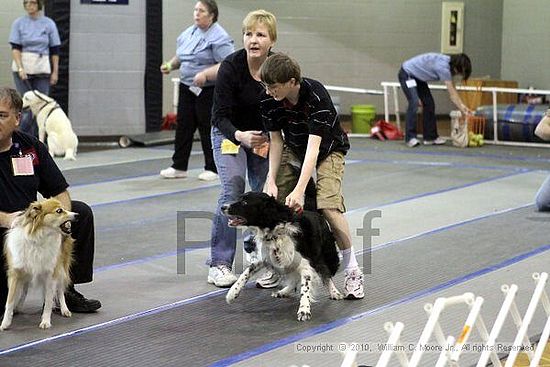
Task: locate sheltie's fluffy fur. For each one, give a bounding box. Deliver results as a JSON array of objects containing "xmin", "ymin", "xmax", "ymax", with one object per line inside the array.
[
  {"xmin": 1, "ymin": 198, "xmax": 76, "ymax": 330},
  {"xmin": 222, "ymin": 192, "xmax": 343, "ymax": 321}
]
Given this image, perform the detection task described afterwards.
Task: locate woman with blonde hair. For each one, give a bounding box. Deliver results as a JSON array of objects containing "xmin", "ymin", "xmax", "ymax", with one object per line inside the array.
[{"xmin": 207, "ymin": 10, "xmax": 277, "ymax": 287}]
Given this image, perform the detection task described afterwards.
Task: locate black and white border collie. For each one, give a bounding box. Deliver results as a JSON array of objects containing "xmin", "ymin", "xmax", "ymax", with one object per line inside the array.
[{"xmin": 222, "ymin": 192, "xmax": 343, "ymax": 321}]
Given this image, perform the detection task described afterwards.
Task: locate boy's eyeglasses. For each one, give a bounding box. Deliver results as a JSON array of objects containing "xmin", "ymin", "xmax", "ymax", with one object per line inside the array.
[{"xmin": 260, "ymin": 82, "xmax": 282, "ymax": 92}]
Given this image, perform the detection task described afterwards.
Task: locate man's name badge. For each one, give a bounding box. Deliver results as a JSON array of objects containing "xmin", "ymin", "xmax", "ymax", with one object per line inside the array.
[
  {"xmin": 221, "ymin": 139, "xmax": 240, "ymax": 155},
  {"xmin": 12, "ymin": 155, "xmax": 34, "ymax": 176}
]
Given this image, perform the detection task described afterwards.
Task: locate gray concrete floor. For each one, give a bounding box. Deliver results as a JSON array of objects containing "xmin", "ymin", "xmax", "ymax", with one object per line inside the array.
[{"xmin": 0, "ymin": 137, "xmax": 549, "ymax": 367}]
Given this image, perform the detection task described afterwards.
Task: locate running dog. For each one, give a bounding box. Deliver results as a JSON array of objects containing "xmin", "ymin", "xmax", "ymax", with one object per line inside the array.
[
  {"xmin": 0, "ymin": 198, "xmax": 76, "ymax": 330},
  {"xmin": 22, "ymin": 90, "xmax": 78, "ymax": 160},
  {"xmin": 223, "ymin": 192, "xmax": 343, "ymax": 321}
]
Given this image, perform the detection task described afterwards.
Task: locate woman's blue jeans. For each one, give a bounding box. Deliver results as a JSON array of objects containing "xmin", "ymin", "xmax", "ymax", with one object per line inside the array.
[
  {"xmin": 398, "ymin": 68, "xmax": 437, "ymax": 141},
  {"xmin": 209, "ymin": 127, "xmax": 268, "ymax": 268}
]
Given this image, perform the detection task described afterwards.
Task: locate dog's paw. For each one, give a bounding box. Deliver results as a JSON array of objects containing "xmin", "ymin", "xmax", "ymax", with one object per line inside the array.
[
  {"xmin": 38, "ymin": 320, "xmax": 51, "ymax": 329},
  {"xmin": 296, "ymin": 309, "xmax": 312, "ymax": 321},
  {"xmin": 0, "ymin": 323, "xmax": 10, "ymax": 331},
  {"xmin": 330, "ymin": 290, "xmax": 344, "ymax": 300},
  {"xmin": 226, "ymin": 287, "xmax": 239, "ymax": 304},
  {"xmin": 271, "ymin": 290, "xmax": 290, "ymax": 298},
  {"xmin": 61, "ymin": 308, "xmax": 72, "ymax": 318}
]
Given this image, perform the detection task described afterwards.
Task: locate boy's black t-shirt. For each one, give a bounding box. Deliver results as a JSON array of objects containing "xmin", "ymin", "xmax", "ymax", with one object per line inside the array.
[
  {"xmin": 0, "ymin": 131, "xmax": 68, "ymax": 213},
  {"xmin": 261, "ymin": 77, "xmax": 350, "ymax": 162}
]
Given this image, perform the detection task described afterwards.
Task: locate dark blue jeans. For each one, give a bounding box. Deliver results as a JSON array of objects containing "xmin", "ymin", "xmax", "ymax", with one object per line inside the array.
[
  {"xmin": 398, "ymin": 68, "xmax": 438, "ymax": 141},
  {"xmin": 209, "ymin": 127, "xmax": 269, "ymax": 267},
  {"xmin": 12, "ymin": 72, "xmax": 51, "ymax": 138}
]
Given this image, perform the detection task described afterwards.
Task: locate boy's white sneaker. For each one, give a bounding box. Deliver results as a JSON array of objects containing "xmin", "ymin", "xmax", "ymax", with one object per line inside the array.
[{"xmin": 344, "ymin": 268, "xmax": 364, "ymax": 300}]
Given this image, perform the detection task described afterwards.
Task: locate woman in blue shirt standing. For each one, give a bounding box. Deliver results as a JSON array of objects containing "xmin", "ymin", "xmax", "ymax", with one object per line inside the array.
[
  {"xmin": 160, "ymin": 0, "xmax": 234, "ymax": 181},
  {"xmin": 398, "ymin": 53, "xmax": 472, "ymax": 147},
  {"xmin": 9, "ymin": 0, "xmax": 61, "ymax": 137}
]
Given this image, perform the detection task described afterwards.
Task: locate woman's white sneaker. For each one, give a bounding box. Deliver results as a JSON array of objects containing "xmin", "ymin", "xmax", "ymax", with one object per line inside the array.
[
  {"xmin": 160, "ymin": 167, "xmax": 187, "ymax": 179},
  {"xmin": 207, "ymin": 265, "xmax": 237, "ymax": 288},
  {"xmin": 423, "ymin": 137, "xmax": 447, "ymax": 145},
  {"xmin": 406, "ymin": 138, "xmax": 420, "ymax": 147},
  {"xmin": 198, "ymin": 170, "xmax": 219, "ymax": 181}
]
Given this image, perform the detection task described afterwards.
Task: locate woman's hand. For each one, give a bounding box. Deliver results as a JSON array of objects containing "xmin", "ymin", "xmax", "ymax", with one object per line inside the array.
[
  {"xmin": 234, "ymin": 130, "xmax": 268, "ymax": 149},
  {"xmin": 160, "ymin": 62, "xmax": 172, "ymax": 74},
  {"xmin": 18, "ymin": 68, "xmax": 28, "ymax": 80},
  {"xmin": 193, "ymin": 71, "xmax": 207, "ymax": 87},
  {"xmin": 50, "ymin": 71, "xmax": 58, "ymax": 85}
]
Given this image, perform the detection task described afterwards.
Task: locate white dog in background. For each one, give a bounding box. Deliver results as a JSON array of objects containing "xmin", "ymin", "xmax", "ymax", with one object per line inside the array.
[{"xmin": 22, "ymin": 90, "xmax": 78, "ymax": 160}]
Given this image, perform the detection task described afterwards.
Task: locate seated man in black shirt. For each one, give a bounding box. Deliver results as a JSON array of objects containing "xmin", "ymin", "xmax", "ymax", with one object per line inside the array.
[
  {"xmin": 0, "ymin": 87, "xmax": 101, "ymax": 313},
  {"xmin": 260, "ymin": 54, "xmax": 364, "ymax": 299}
]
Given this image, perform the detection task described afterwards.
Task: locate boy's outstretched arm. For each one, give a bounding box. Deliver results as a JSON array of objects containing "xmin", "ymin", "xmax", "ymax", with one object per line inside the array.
[
  {"xmin": 265, "ymin": 131, "xmax": 284, "ymax": 198},
  {"xmin": 285, "ymin": 135, "xmax": 321, "ymax": 211}
]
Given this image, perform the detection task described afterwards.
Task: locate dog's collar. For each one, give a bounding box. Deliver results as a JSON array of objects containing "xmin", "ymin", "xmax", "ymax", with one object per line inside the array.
[
  {"xmin": 37, "ymin": 101, "xmax": 61, "ymax": 129},
  {"xmin": 44, "ymin": 104, "xmax": 60, "ymax": 120}
]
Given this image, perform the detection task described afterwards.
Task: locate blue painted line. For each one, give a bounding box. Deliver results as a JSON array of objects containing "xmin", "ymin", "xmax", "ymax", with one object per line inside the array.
[
  {"xmin": 362, "ymin": 203, "xmax": 534, "ymax": 255},
  {"xmin": 66, "ymin": 145, "xmax": 550, "ymax": 190},
  {"xmin": 94, "ymin": 242, "xmax": 208, "ymax": 274},
  {"xmin": 93, "ymin": 170, "xmax": 531, "ymax": 273},
  {"xmin": 347, "ymin": 169, "xmax": 530, "ymax": 215},
  {"xmin": 91, "ymin": 182, "xmax": 219, "ymax": 208},
  {"xmin": 0, "ymin": 198, "xmax": 542, "ymax": 357},
  {"xmin": 348, "ymin": 144, "xmax": 550, "ymax": 164},
  {"xmin": 86, "ymin": 160, "xmax": 532, "ymax": 211},
  {"xmin": 0, "ymin": 289, "xmax": 227, "ymax": 356},
  {"xmin": 211, "ymin": 243, "xmax": 550, "ymax": 367}
]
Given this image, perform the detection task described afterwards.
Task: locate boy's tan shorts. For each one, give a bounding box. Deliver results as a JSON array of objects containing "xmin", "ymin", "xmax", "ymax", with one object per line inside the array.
[{"xmin": 276, "ymin": 146, "xmax": 346, "ymax": 213}]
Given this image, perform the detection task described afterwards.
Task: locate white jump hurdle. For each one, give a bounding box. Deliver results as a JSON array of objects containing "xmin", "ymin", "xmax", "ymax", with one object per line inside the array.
[{"xmin": 341, "ymin": 272, "xmax": 549, "ymax": 367}]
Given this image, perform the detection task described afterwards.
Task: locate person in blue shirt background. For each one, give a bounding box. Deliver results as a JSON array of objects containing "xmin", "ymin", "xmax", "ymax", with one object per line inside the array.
[
  {"xmin": 398, "ymin": 52, "xmax": 473, "ymax": 147},
  {"xmin": 159, "ymin": 0, "xmax": 234, "ymax": 181},
  {"xmin": 9, "ymin": 0, "xmax": 61, "ymax": 137}
]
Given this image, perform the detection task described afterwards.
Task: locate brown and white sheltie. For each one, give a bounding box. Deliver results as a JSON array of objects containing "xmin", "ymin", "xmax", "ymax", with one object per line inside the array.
[{"xmin": 1, "ymin": 198, "xmax": 76, "ymax": 330}]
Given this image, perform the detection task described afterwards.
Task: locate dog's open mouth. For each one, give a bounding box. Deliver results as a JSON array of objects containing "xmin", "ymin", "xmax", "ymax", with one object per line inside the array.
[
  {"xmin": 60, "ymin": 221, "xmax": 72, "ymax": 234},
  {"xmin": 227, "ymin": 216, "xmax": 247, "ymax": 227}
]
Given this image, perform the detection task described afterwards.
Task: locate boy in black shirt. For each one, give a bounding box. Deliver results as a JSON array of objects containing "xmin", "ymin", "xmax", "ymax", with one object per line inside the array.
[
  {"xmin": 260, "ymin": 54, "xmax": 363, "ymax": 299},
  {"xmin": 0, "ymin": 87, "xmax": 101, "ymax": 313}
]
